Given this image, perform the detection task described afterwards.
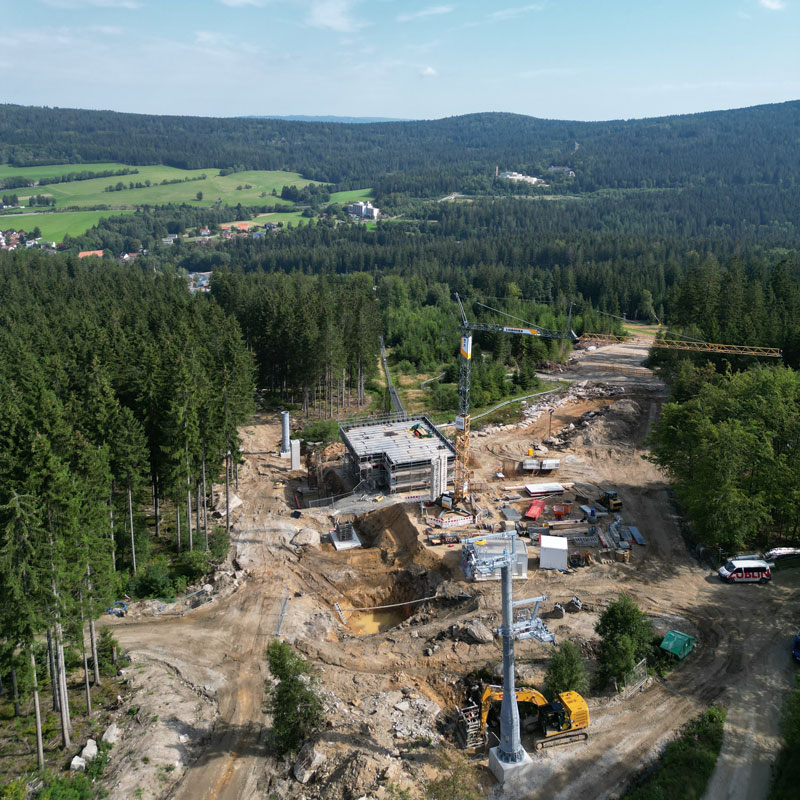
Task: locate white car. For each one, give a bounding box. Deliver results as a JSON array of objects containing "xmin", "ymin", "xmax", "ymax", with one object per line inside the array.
[{"xmin": 718, "ymin": 558, "xmax": 771, "ymax": 584}]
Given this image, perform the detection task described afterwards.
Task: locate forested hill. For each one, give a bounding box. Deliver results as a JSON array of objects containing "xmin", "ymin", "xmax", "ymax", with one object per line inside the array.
[{"xmin": 2, "ymin": 101, "xmax": 799, "ymax": 192}]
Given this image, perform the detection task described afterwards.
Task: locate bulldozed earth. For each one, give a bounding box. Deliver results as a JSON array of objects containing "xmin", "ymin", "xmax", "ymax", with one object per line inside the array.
[{"xmin": 100, "ymin": 346, "xmax": 800, "ymax": 800}]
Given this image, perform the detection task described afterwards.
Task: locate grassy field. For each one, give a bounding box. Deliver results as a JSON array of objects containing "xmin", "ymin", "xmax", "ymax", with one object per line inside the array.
[
  {"xmin": 3, "ymin": 163, "xmax": 315, "ymax": 209},
  {"xmin": 0, "ymin": 209, "xmax": 135, "ymax": 241},
  {"xmin": 242, "ymin": 211, "xmax": 313, "ymax": 227},
  {"xmin": 329, "ymin": 188, "xmax": 372, "ymax": 204},
  {"xmin": 0, "ymin": 161, "xmax": 131, "ymax": 182}
]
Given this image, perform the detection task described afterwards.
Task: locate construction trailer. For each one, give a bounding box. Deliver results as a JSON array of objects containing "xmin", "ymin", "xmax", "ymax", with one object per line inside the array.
[
  {"xmin": 521, "ymin": 458, "xmax": 560, "ymax": 474},
  {"xmin": 339, "ymin": 416, "xmax": 455, "ymax": 494},
  {"xmin": 539, "ymin": 535, "xmax": 568, "ymax": 571}
]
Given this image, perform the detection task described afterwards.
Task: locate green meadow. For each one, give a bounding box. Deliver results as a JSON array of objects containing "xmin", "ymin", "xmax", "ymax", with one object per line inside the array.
[
  {"xmin": 2, "ymin": 164, "xmax": 314, "ymax": 209},
  {"xmin": 1, "ymin": 162, "xmax": 371, "ymax": 237},
  {"xmin": 245, "ymin": 211, "xmax": 313, "ymax": 227},
  {"xmin": 0, "ymin": 210, "xmax": 135, "ymax": 242},
  {"xmin": 328, "ymin": 188, "xmax": 372, "ymax": 203}
]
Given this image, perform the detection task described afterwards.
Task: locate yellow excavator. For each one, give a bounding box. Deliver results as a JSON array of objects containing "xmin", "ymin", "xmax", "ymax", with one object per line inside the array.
[{"xmin": 457, "ymin": 684, "xmax": 590, "ymax": 751}]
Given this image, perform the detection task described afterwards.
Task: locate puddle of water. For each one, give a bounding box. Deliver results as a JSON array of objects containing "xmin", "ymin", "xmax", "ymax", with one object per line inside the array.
[{"xmin": 347, "ymin": 608, "xmax": 409, "ymax": 635}]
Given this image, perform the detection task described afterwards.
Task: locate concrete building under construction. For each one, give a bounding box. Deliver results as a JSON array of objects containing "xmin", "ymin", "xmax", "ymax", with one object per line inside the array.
[{"xmin": 339, "ymin": 416, "xmax": 455, "ymax": 494}]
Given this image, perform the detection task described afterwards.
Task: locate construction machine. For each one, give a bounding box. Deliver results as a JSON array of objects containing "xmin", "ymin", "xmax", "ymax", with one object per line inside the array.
[
  {"xmin": 452, "ymin": 294, "xmax": 576, "ymax": 507},
  {"xmin": 599, "ymin": 490, "xmax": 622, "ymax": 512},
  {"xmin": 457, "ymin": 684, "xmax": 590, "ymax": 751}
]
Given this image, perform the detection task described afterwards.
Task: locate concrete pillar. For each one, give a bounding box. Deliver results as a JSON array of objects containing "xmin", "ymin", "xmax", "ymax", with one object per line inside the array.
[
  {"xmin": 290, "ymin": 438, "xmax": 301, "ymax": 471},
  {"xmin": 280, "ymin": 411, "xmax": 290, "ymax": 454}
]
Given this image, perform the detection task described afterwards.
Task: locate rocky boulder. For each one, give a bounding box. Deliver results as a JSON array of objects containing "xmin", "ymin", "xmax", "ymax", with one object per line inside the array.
[
  {"xmin": 292, "ymin": 528, "xmax": 321, "ymax": 548},
  {"xmin": 101, "ymin": 722, "xmax": 120, "ymax": 745},
  {"xmin": 80, "ymin": 739, "xmax": 98, "ymax": 762},
  {"xmin": 459, "ymin": 619, "xmax": 495, "ymax": 644},
  {"xmin": 293, "ymin": 742, "xmax": 326, "ymax": 784},
  {"xmin": 70, "ymin": 756, "xmax": 86, "ymax": 772}
]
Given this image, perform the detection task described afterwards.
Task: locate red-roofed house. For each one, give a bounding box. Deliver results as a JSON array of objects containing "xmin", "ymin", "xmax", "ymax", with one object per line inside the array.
[{"xmin": 78, "ymin": 250, "xmax": 104, "ymax": 259}]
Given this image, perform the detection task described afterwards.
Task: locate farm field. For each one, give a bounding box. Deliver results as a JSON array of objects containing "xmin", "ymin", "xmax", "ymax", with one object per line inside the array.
[
  {"xmin": 2, "ymin": 164, "xmax": 315, "ymax": 208},
  {"xmin": 328, "ymin": 188, "xmax": 372, "ymax": 203},
  {"xmin": 0, "ymin": 209, "xmax": 134, "ymax": 241},
  {"xmin": 249, "ymin": 210, "xmax": 314, "ymax": 227},
  {"xmin": 0, "ymin": 161, "xmax": 132, "ymax": 182}
]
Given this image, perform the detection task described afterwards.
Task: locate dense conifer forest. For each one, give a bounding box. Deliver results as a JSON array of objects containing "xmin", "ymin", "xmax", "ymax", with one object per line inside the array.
[
  {"xmin": 0, "ymin": 252, "xmax": 253, "ymax": 762},
  {"xmin": 2, "ymin": 102, "xmax": 800, "ymax": 194}
]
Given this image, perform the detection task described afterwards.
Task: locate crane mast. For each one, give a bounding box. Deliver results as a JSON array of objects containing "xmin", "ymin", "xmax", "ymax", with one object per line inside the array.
[{"xmin": 452, "ymin": 294, "xmax": 575, "ymax": 505}]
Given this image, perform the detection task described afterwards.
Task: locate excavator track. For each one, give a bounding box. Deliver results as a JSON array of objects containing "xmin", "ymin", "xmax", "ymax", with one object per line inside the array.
[{"xmin": 535, "ymin": 730, "xmax": 589, "ymax": 750}]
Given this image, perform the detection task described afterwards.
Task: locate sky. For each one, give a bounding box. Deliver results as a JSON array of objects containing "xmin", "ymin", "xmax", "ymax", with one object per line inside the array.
[{"xmin": 1, "ymin": 0, "xmax": 798, "ymax": 121}]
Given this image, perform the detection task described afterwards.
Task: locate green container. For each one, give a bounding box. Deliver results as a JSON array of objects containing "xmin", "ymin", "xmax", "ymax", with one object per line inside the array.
[{"xmin": 660, "ymin": 630, "xmax": 696, "ymax": 660}]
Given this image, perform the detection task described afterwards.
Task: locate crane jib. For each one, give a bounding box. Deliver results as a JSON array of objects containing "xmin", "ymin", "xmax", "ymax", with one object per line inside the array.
[{"xmin": 501, "ymin": 326, "xmax": 538, "ymax": 336}]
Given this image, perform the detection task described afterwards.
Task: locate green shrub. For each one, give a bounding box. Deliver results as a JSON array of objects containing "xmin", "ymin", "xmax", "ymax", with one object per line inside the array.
[
  {"xmin": 175, "ymin": 550, "xmax": 210, "ymax": 582},
  {"xmin": 208, "ymin": 525, "xmax": 230, "ymax": 562},
  {"xmin": 0, "ymin": 779, "xmax": 26, "ymax": 800},
  {"xmin": 34, "ymin": 773, "xmax": 94, "ymax": 800},
  {"xmin": 130, "ymin": 556, "xmax": 174, "ymax": 600},
  {"xmin": 265, "ymin": 641, "xmax": 323, "ymax": 756},
  {"xmin": 300, "ymin": 420, "xmax": 339, "ymax": 444},
  {"xmin": 96, "ymin": 629, "xmax": 123, "ymax": 676},
  {"xmin": 595, "ymin": 593, "xmax": 652, "ymax": 686},
  {"xmin": 544, "ymin": 641, "xmax": 588, "ymax": 699},
  {"xmin": 86, "ymin": 741, "xmax": 112, "ymax": 781}
]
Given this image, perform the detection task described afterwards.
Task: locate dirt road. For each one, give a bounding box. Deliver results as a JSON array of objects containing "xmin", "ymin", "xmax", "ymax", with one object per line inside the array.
[{"xmin": 110, "ymin": 440, "xmax": 297, "ymax": 800}]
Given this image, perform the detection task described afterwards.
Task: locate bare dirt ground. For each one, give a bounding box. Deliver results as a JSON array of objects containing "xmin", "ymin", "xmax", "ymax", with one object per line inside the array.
[{"xmin": 101, "ymin": 343, "xmax": 800, "ymax": 800}]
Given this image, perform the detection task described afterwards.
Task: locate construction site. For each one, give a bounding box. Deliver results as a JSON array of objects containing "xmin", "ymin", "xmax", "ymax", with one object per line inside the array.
[{"xmin": 99, "ymin": 337, "xmax": 800, "ymax": 800}]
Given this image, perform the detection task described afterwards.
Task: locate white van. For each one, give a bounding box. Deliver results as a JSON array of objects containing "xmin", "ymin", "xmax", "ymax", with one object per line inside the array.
[{"xmin": 718, "ymin": 558, "xmax": 771, "ymax": 584}]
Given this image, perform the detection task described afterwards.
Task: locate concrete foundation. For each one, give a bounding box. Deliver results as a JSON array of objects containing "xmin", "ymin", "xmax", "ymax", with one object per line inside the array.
[
  {"xmin": 290, "ymin": 439, "xmax": 301, "ymax": 471},
  {"xmin": 488, "ymin": 746, "xmax": 533, "ymax": 786}
]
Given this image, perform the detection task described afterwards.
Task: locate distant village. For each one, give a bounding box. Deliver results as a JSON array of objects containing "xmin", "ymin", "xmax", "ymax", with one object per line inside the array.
[
  {"xmin": 0, "ymin": 198, "xmax": 381, "ymax": 259},
  {"xmin": 2, "ymin": 200, "xmax": 382, "ymax": 299}
]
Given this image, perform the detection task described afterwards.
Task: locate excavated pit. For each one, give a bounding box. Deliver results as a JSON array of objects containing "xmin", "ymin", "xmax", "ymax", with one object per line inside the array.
[{"xmin": 326, "ymin": 504, "xmax": 453, "ymax": 635}]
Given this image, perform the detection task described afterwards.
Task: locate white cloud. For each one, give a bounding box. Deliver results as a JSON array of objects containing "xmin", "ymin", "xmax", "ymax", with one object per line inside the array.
[
  {"xmin": 490, "ymin": 4, "xmax": 544, "ymax": 21},
  {"xmin": 218, "ymin": 0, "xmax": 268, "ymax": 6},
  {"xmin": 759, "ymin": 0, "xmax": 786, "ymax": 9},
  {"xmin": 307, "ymin": 0, "xmax": 363, "ymax": 33},
  {"xmin": 43, "ymin": 0, "xmax": 142, "ymax": 8},
  {"xmin": 0, "ymin": 27, "xmax": 81, "ymax": 48},
  {"xmin": 195, "ymin": 30, "xmax": 233, "ymax": 47},
  {"xmin": 420, "ymin": 65, "xmax": 438, "ymax": 77},
  {"xmin": 398, "ymin": 5, "xmax": 453, "ymax": 23}
]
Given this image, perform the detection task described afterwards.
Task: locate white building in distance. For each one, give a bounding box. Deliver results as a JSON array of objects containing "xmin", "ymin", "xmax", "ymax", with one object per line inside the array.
[
  {"xmin": 347, "ymin": 201, "xmax": 380, "ymax": 219},
  {"xmin": 499, "ymin": 171, "xmax": 548, "ymax": 186}
]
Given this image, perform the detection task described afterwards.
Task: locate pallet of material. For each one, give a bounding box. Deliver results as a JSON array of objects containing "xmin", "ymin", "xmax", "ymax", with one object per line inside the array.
[
  {"xmin": 553, "ymin": 529, "xmax": 591, "ymax": 540},
  {"xmin": 572, "ymin": 535, "xmax": 600, "ymax": 547},
  {"xmin": 543, "ymin": 519, "xmax": 588, "ymax": 532},
  {"xmin": 580, "ymin": 504, "xmax": 608, "ymax": 520},
  {"xmin": 627, "ymin": 526, "xmax": 646, "ymax": 545},
  {"xmin": 524, "ymin": 482, "xmax": 568, "ymax": 497}
]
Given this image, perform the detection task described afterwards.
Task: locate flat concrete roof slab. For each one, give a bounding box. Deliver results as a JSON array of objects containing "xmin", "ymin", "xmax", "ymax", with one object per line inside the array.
[{"xmin": 340, "ymin": 417, "xmax": 455, "ymax": 465}]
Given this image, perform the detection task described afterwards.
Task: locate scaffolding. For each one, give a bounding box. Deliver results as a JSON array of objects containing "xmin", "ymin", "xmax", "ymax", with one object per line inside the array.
[{"xmin": 339, "ymin": 416, "xmax": 455, "ymax": 493}]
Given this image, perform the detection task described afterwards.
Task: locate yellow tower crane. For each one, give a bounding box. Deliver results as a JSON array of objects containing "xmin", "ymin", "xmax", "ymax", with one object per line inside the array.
[{"xmin": 452, "ymin": 294, "xmax": 575, "ymax": 505}]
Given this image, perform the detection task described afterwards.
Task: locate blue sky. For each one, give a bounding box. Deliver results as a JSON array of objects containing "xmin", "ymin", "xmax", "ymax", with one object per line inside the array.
[{"xmin": 1, "ymin": 0, "xmax": 798, "ymax": 121}]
